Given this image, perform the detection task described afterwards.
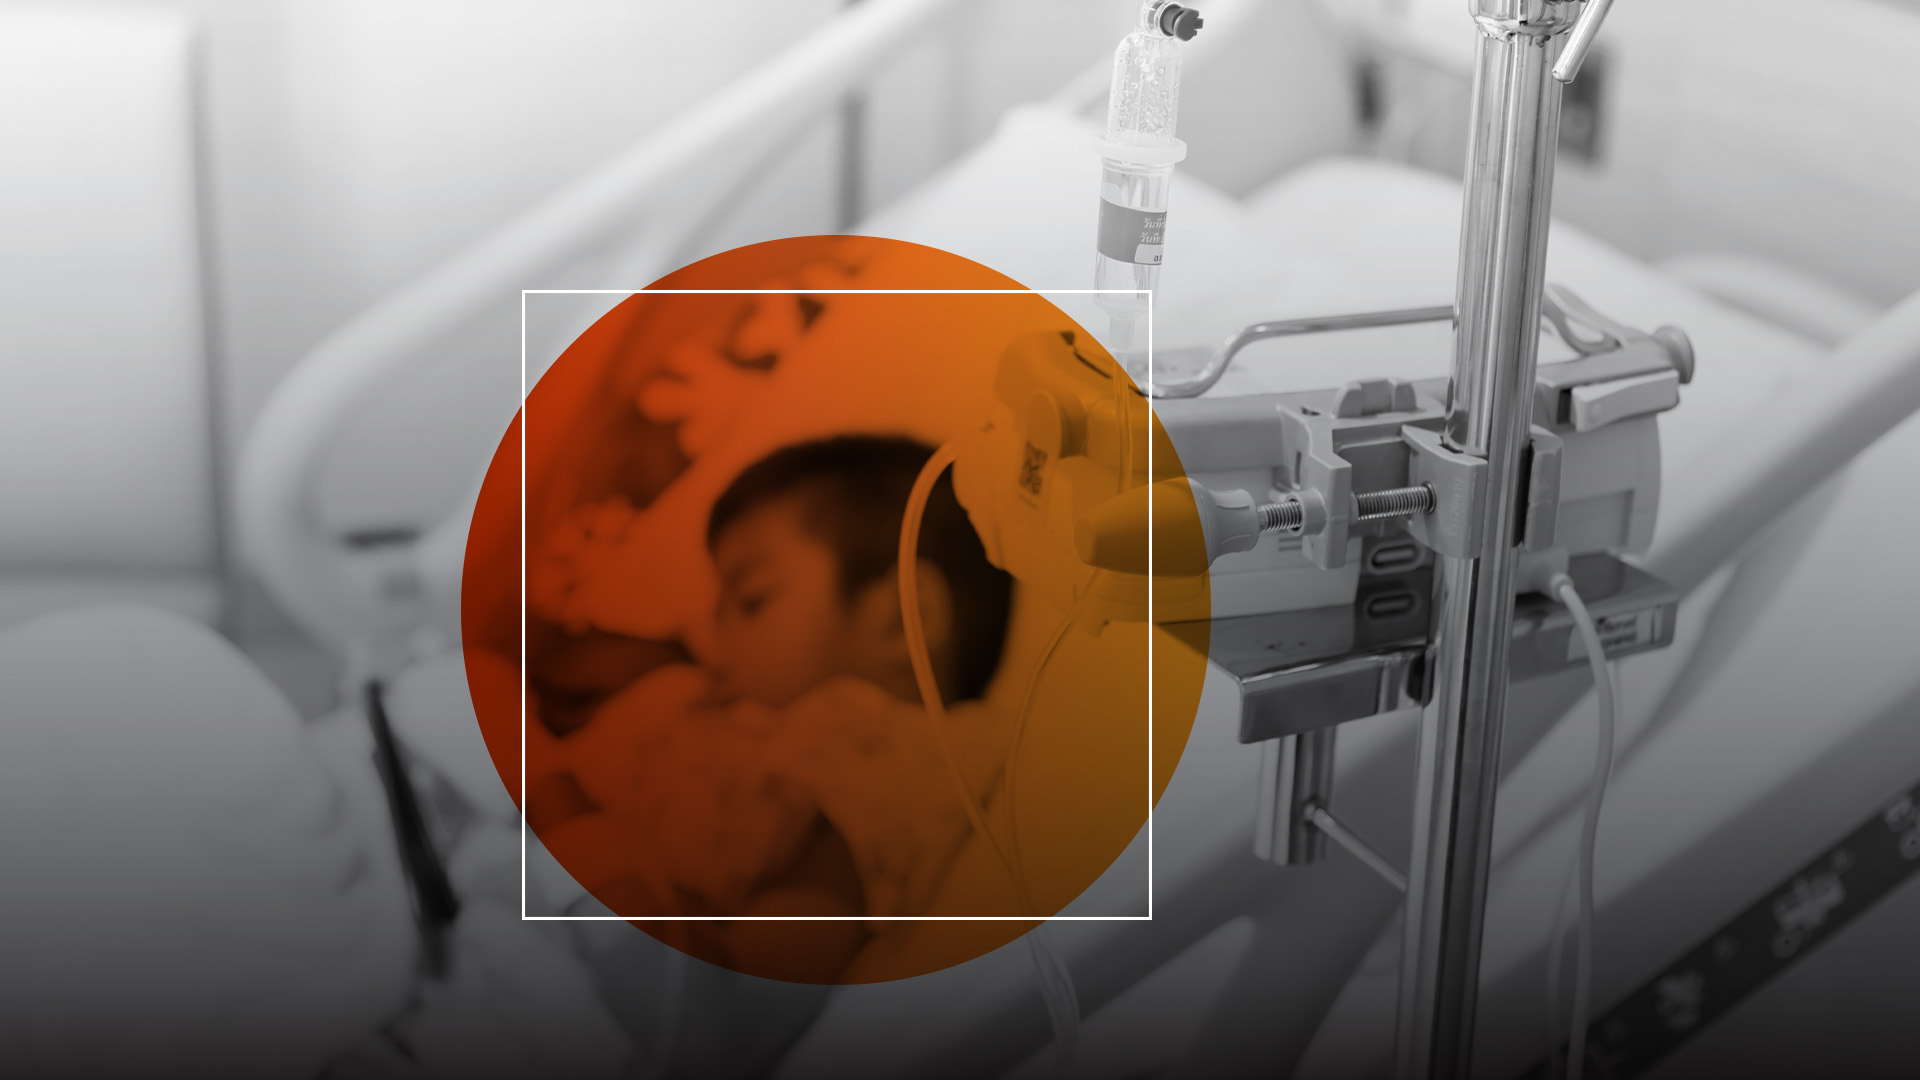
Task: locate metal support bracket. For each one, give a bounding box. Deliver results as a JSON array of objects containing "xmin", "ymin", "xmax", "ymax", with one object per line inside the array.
[
  {"xmin": 1254, "ymin": 727, "xmax": 1336, "ymax": 866},
  {"xmin": 1402, "ymin": 426, "xmax": 1489, "ymax": 558},
  {"xmin": 1521, "ymin": 425, "xmax": 1564, "ymax": 552},
  {"xmin": 1306, "ymin": 803, "xmax": 1408, "ymax": 892},
  {"xmin": 1274, "ymin": 377, "xmax": 1440, "ymax": 571},
  {"xmin": 1252, "ymin": 726, "xmax": 1410, "ymax": 893},
  {"xmin": 1399, "ymin": 421, "xmax": 1561, "ymax": 558}
]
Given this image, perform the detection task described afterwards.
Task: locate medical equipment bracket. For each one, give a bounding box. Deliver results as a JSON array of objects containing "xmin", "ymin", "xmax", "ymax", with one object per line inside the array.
[
  {"xmin": 924, "ymin": 6, "xmax": 1664, "ymax": 1073},
  {"xmin": 975, "ymin": 275, "xmax": 1688, "ymax": 908},
  {"xmin": 1149, "ymin": 286, "xmax": 1687, "ymax": 908},
  {"xmin": 1122, "ymin": 2, "xmax": 1660, "ymax": 1075}
]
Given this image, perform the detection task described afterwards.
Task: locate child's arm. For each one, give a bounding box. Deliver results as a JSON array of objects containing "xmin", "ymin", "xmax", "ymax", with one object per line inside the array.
[{"xmin": 706, "ymin": 813, "xmax": 869, "ymax": 983}]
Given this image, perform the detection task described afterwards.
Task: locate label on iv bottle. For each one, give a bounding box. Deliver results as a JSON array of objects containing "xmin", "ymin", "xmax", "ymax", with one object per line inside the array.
[{"xmin": 1098, "ymin": 199, "xmax": 1167, "ymax": 265}]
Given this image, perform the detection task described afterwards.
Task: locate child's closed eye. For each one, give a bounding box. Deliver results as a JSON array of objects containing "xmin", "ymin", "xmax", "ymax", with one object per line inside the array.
[{"xmin": 719, "ymin": 560, "xmax": 775, "ymax": 615}]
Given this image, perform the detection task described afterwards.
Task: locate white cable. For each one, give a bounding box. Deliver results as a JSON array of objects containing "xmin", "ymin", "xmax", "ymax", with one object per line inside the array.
[
  {"xmin": 901, "ymin": 444, "xmax": 1082, "ymax": 1077},
  {"xmin": 1538, "ymin": 572, "xmax": 1617, "ymax": 1080},
  {"xmin": 1543, "ymin": 823, "xmax": 1575, "ymax": 1075},
  {"xmin": 900, "ymin": 445, "xmax": 1019, "ymax": 875},
  {"xmin": 1007, "ymin": 578, "xmax": 1105, "ymax": 895},
  {"xmin": 1005, "ymin": 584, "xmax": 1101, "ymax": 1080}
]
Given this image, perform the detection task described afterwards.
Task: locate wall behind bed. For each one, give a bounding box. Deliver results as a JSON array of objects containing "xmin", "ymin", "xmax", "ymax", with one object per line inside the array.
[
  {"xmin": 2, "ymin": 0, "xmax": 1176, "ymax": 554},
  {"xmin": 1360, "ymin": 0, "xmax": 1920, "ymax": 310}
]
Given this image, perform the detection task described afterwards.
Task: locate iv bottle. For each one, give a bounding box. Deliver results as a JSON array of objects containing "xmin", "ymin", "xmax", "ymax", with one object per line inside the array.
[{"xmin": 1094, "ymin": 1, "xmax": 1203, "ymax": 381}]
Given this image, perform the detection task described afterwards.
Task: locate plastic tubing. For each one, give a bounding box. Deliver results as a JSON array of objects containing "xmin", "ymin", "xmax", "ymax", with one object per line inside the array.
[
  {"xmin": 1528, "ymin": 287, "xmax": 1920, "ymax": 1072},
  {"xmin": 1005, "ymin": 580, "xmax": 1105, "ymax": 899},
  {"xmin": 897, "ymin": 443, "xmax": 1018, "ymax": 885},
  {"xmin": 899, "ymin": 444, "xmax": 1083, "ymax": 1076},
  {"xmin": 1538, "ymin": 574, "xmax": 1617, "ymax": 1080}
]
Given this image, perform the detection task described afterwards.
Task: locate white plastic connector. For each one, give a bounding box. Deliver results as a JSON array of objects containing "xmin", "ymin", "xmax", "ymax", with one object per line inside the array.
[{"xmin": 1074, "ymin": 478, "xmax": 1261, "ymax": 576}]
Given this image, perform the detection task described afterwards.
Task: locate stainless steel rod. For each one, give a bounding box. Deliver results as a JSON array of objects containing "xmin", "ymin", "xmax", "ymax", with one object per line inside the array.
[
  {"xmin": 1152, "ymin": 305, "xmax": 1455, "ymax": 399},
  {"xmin": 1306, "ymin": 803, "xmax": 1408, "ymax": 893},
  {"xmin": 1395, "ymin": 4, "xmax": 1582, "ymax": 1078}
]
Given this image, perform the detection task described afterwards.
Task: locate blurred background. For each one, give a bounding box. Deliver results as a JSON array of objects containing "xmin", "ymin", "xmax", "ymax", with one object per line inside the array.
[
  {"xmin": 5, "ymin": 0, "xmax": 1916, "ymax": 714},
  {"xmin": 7, "ymin": 2, "xmax": 1920, "ymax": 1077}
]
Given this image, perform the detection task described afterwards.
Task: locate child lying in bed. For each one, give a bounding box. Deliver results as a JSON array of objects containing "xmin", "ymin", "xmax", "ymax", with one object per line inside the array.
[{"xmin": 531, "ymin": 435, "xmax": 1014, "ymax": 982}]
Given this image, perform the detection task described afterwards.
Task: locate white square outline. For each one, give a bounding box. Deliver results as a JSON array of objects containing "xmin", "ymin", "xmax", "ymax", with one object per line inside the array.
[{"xmin": 518, "ymin": 288, "xmax": 1156, "ymax": 923}]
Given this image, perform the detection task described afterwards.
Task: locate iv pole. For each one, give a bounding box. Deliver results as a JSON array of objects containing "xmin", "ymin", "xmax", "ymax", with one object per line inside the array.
[{"xmin": 1395, "ymin": 2, "xmax": 1616, "ymax": 1078}]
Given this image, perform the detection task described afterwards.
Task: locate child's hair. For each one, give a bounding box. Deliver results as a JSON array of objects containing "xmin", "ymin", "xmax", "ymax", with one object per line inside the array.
[{"xmin": 707, "ymin": 435, "xmax": 1013, "ymax": 701}]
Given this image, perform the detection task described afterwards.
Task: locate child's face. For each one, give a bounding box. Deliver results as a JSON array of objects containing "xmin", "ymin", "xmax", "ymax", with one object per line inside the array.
[{"xmin": 711, "ymin": 496, "xmax": 871, "ymax": 708}]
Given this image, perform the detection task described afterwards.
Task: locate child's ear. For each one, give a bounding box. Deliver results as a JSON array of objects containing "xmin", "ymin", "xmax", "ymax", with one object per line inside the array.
[{"xmin": 855, "ymin": 558, "xmax": 953, "ymax": 662}]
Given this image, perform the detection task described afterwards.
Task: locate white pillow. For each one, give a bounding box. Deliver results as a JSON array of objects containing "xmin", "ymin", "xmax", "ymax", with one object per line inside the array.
[{"xmin": 0, "ymin": 606, "xmax": 415, "ymax": 1078}]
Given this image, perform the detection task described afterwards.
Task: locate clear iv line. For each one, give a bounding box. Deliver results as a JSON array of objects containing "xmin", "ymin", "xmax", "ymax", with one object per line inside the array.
[
  {"xmin": 899, "ymin": 443, "xmax": 1083, "ymax": 1078},
  {"xmin": 1539, "ymin": 573, "xmax": 1618, "ymax": 1080}
]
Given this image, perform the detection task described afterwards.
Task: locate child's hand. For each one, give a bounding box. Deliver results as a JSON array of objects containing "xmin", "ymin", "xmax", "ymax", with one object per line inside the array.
[
  {"xmin": 526, "ymin": 498, "xmax": 639, "ymax": 634},
  {"xmin": 634, "ymin": 263, "xmax": 859, "ymax": 458},
  {"xmin": 636, "ymin": 340, "xmax": 772, "ymax": 458},
  {"xmin": 524, "ymin": 492, "xmax": 717, "ymax": 642}
]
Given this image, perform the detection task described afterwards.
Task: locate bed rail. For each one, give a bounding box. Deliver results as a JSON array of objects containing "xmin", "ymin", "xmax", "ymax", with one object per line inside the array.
[{"xmin": 237, "ymin": 0, "xmax": 969, "ymax": 658}]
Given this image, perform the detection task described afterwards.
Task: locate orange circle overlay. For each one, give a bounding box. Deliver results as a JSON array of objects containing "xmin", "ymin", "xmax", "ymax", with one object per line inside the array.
[{"xmin": 462, "ymin": 236, "xmax": 1210, "ymax": 983}]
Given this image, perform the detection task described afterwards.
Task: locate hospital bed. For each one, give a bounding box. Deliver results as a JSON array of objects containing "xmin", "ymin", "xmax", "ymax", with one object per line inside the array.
[{"xmin": 212, "ymin": 0, "xmax": 1920, "ymax": 1077}]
